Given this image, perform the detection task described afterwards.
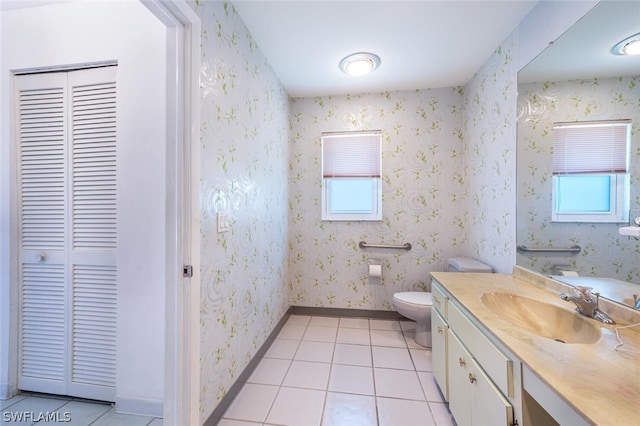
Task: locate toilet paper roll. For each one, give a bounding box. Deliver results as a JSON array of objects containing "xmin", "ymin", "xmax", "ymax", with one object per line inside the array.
[{"xmin": 369, "ymin": 263, "xmax": 382, "ymax": 278}]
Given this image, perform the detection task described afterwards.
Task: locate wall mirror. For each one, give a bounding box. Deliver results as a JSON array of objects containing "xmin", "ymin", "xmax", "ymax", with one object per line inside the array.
[{"xmin": 516, "ymin": 0, "xmax": 640, "ymax": 309}]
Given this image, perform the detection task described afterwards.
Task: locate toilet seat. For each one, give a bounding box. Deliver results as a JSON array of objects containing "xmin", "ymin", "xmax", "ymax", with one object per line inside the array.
[{"xmin": 393, "ymin": 292, "xmax": 432, "ymax": 306}]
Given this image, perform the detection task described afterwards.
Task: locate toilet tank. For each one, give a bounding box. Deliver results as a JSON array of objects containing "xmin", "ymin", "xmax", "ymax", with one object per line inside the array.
[{"xmin": 447, "ymin": 257, "xmax": 493, "ymax": 273}]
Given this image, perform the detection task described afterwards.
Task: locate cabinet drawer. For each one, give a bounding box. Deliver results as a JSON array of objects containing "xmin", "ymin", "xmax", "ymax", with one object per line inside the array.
[
  {"xmin": 449, "ymin": 301, "xmax": 513, "ymax": 397},
  {"xmin": 431, "ymin": 280, "xmax": 448, "ymax": 318}
]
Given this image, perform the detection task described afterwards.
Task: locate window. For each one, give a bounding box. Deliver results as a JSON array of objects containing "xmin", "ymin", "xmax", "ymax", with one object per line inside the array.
[
  {"xmin": 322, "ymin": 131, "xmax": 382, "ymax": 221},
  {"xmin": 551, "ymin": 120, "xmax": 630, "ymax": 223}
]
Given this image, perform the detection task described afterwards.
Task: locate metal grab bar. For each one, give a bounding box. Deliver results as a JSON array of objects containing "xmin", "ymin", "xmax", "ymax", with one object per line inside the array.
[
  {"xmin": 516, "ymin": 245, "xmax": 581, "ymax": 254},
  {"xmin": 359, "ymin": 241, "xmax": 412, "ymax": 251}
]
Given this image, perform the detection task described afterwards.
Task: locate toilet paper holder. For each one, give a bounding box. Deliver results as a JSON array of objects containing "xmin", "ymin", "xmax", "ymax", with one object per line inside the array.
[{"xmin": 368, "ymin": 259, "xmax": 382, "ymax": 281}]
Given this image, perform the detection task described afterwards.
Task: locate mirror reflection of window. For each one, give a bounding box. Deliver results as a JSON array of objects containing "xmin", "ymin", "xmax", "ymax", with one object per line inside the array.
[
  {"xmin": 516, "ymin": 0, "xmax": 640, "ymax": 309},
  {"xmin": 551, "ymin": 120, "xmax": 631, "ymax": 223}
]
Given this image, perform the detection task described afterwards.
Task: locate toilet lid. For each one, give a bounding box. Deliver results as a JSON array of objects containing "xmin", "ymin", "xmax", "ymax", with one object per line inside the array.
[{"xmin": 393, "ymin": 292, "xmax": 432, "ymax": 306}]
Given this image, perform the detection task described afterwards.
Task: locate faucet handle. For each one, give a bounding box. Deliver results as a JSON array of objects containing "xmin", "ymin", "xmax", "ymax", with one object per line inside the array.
[{"xmin": 575, "ymin": 286, "xmax": 593, "ymax": 299}]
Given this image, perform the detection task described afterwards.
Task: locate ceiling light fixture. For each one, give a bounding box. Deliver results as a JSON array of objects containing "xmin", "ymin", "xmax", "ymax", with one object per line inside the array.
[
  {"xmin": 611, "ymin": 32, "xmax": 640, "ymax": 55},
  {"xmin": 339, "ymin": 52, "xmax": 380, "ymax": 76}
]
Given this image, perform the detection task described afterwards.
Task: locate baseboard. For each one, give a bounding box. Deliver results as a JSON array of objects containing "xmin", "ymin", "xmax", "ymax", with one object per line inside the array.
[
  {"xmin": 0, "ymin": 382, "xmax": 18, "ymax": 400},
  {"xmin": 203, "ymin": 306, "xmax": 403, "ymax": 425},
  {"xmin": 290, "ymin": 306, "xmax": 404, "ymax": 320},
  {"xmin": 203, "ymin": 308, "xmax": 292, "ymax": 426},
  {"xmin": 115, "ymin": 395, "xmax": 163, "ymax": 418}
]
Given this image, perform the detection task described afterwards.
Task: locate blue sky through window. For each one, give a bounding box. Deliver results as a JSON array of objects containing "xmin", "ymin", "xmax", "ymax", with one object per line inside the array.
[{"xmin": 329, "ymin": 178, "xmax": 374, "ymax": 212}]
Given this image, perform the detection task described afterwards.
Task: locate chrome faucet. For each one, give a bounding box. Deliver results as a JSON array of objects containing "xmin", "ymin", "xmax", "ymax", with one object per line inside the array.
[
  {"xmin": 633, "ymin": 294, "xmax": 640, "ymax": 310},
  {"xmin": 560, "ymin": 286, "xmax": 615, "ymax": 324}
]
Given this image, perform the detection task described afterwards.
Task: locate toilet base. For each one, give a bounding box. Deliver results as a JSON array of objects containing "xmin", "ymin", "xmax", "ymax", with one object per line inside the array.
[{"xmin": 414, "ymin": 322, "xmax": 431, "ymax": 347}]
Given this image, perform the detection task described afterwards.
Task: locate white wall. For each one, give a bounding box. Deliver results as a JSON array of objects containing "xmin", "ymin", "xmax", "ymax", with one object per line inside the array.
[{"xmin": 0, "ymin": 0, "xmax": 168, "ymax": 416}]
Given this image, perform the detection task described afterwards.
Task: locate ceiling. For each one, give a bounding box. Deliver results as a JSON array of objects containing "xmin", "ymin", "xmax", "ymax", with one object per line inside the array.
[
  {"xmin": 0, "ymin": 0, "xmax": 76, "ymax": 10},
  {"xmin": 5, "ymin": 1, "xmax": 638, "ymax": 96},
  {"xmin": 233, "ymin": 0, "xmax": 538, "ymax": 98}
]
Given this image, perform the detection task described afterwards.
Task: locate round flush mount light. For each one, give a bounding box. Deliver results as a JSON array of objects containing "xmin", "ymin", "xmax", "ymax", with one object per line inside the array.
[
  {"xmin": 339, "ymin": 52, "xmax": 381, "ymax": 76},
  {"xmin": 611, "ymin": 32, "xmax": 640, "ymax": 55}
]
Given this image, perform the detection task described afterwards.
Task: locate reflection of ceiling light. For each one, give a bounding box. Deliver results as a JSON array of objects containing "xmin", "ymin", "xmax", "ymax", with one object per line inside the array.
[
  {"xmin": 612, "ymin": 32, "xmax": 640, "ymax": 55},
  {"xmin": 339, "ymin": 52, "xmax": 380, "ymax": 76}
]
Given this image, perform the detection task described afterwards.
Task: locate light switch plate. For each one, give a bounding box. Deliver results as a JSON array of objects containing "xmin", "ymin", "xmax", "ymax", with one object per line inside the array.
[{"xmin": 217, "ymin": 212, "xmax": 231, "ymax": 233}]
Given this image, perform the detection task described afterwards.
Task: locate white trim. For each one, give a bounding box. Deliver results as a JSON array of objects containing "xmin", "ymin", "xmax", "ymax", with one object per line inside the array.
[
  {"xmin": 11, "ymin": 60, "xmax": 118, "ymax": 75},
  {"xmin": 115, "ymin": 395, "xmax": 164, "ymax": 418},
  {"xmin": 140, "ymin": 1, "xmax": 200, "ymax": 425}
]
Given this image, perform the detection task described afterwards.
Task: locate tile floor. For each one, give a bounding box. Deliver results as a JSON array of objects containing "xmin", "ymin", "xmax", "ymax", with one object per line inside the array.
[
  {"xmin": 0, "ymin": 393, "xmax": 163, "ymax": 425},
  {"xmin": 1, "ymin": 315, "xmax": 456, "ymax": 426},
  {"xmin": 219, "ymin": 315, "xmax": 456, "ymax": 426}
]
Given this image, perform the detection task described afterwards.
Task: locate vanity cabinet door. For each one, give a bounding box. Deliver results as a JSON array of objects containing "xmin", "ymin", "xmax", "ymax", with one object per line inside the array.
[
  {"xmin": 470, "ymin": 355, "xmax": 514, "ymax": 426},
  {"xmin": 448, "ymin": 329, "xmax": 473, "ymax": 426},
  {"xmin": 448, "ymin": 330, "xmax": 514, "ymax": 426},
  {"xmin": 432, "ymin": 309, "xmax": 448, "ymax": 401}
]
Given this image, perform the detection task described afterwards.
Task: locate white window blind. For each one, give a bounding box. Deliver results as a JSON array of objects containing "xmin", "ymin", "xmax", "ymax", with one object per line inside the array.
[
  {"xmin": 552, "ymin": 120, "xmax": 630, "ymax": 175},
  {"xmin": 322, "ymin": 132, "xmax": 381, "ymax": 178}
]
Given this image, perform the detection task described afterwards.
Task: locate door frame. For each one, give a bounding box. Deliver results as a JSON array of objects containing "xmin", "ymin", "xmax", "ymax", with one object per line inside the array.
[
  {"xmin": 140, "ymin": 1, "xmax": 201, "ymax": 424},
  {"xmin": 2, "ymin": 1, "xmax": 201, "ymax": 423}
]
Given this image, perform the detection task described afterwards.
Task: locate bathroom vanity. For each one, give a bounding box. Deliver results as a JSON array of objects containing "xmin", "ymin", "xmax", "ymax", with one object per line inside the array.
[{"xmin": 431, "ymin": 269, "xmax": 640, "ymax": 426}]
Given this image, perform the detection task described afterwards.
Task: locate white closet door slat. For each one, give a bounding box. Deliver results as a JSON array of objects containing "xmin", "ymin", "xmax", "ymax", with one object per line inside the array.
[
  {"xmin": 71, "ymin": 76, "xmax": 117, "ymax": 251},
  {"xmin": 20, "ymin": 263, "xmax": 66, "ymax": 382},
  {"xmin": 71, "ymin": 264, "xmax": 117, "ymax": 387},
  {"xmin": 17, "ymin": 81, "xmax": 67, "ymax": 251}
]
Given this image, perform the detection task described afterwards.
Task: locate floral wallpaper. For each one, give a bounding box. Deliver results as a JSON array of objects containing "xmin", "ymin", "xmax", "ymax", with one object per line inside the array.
[
  {"xmin": 288, "ymin": 89, "xmax": 468, "ymax": 310},
  {"xmin": 517, "ymin": 76, "xmax": 640, "ymax": 281},
  {"xmin": 462, "ymin": 34, "xmax": 519, "ymax": 273},
  {"xmin": 190, "ymin": 0, "xmax": 527, "ymax": 422},
  {"xmin": 190, "ymin": 1, "xmax": 290, "ymax": 422}
]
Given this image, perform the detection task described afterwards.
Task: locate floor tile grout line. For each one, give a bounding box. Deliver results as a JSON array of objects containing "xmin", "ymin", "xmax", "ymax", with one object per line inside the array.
[
  {"xmin": 224, "ymin": 315, "xmax": 452, "ymax": 425},
  {"xmin": 260, "ymin": 383, "xmax": 283, "ymax": 425}
]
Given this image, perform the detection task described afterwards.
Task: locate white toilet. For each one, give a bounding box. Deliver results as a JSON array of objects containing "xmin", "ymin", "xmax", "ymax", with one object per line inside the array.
[{"xmin": 392, "ymin": 257, "xmax": 493, "ymax": 347}]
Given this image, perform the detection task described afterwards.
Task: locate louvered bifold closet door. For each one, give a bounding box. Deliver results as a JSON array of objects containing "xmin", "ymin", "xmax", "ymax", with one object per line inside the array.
[
  {"xmin": 16, "ymin": 66, "xmax": 117, "ymax": 402},
  {"xmin": 16, "ymin": 72, "xmax": 69, "ymax": 395},
  {"xmin": 67, "ymin": 67, "xmax": 117, "ymax": 401}
]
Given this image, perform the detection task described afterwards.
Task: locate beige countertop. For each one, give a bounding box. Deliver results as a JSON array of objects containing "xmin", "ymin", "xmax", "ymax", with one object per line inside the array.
[{"xmin": 431, "ymin": 270, "xmax": 640, "ymax": 426}]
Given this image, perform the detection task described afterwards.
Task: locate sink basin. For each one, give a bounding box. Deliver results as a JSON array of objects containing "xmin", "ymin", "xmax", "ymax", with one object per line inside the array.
[{"xmin": 481, "ymin": 292, "xmax": 601, "ymax": 344}]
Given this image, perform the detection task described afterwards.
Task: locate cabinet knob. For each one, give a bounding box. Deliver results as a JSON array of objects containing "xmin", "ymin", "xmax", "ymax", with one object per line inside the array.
[
  {"xmin": 437, "ymin": 326, "xmax": 444, "ymax": 334},
  {"xmin": 37, "ymin": 252, "xmax": 47, "ymax": 262},
  {"xmin": 468, "ymin": 373, "xmax": 477, "ymax": 384},
  {"xmin": 458, "ymin": 357, "xmax": 466, "ymax": 367}
]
